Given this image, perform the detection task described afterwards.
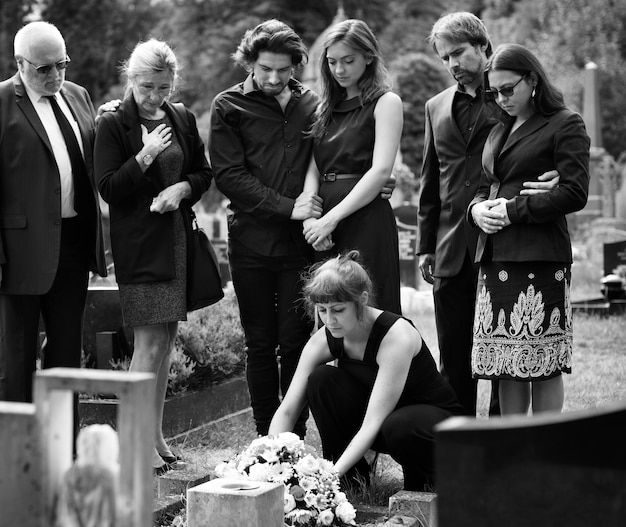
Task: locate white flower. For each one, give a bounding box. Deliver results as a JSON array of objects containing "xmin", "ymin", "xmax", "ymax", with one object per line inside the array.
[
  {"xmin": 294, "ymin": 454, "xmax": 320, "ymax": 477},
  {"xmin": 298, "ymin": 475, "xmax": 318, "ymax": 493},
  {"xmin": 248, "ymin": 462, "xmax": 272, "ymax": 481},
  {"xmin": 284, "ymin": 492, "xmax": 296, "ymax": 513},
  {"xmin": 259, "ymin": 448, "xmax": 279, "ymax": 463},
  {"xmin": 304, "ymin": 491, "xmax": 317, "ymax": 508},
  {"xmin": 285, "ymin": 508, "xmax": 315, "ymax": 525},
  {"xmin": 221, "ymin": 433, "xmax": 357, "ymax": 527},
  {"xmin": 266, "ymin": 462, "xmax": 294, "ymax": 484},
  {"xmin": 275, "ymin": 432, "xmax": 302, "ymax": 451},
  {"xmin": 318, "ymin": 508, "xmax": 335, "ymax": 526},
  {"xmin": 334, "ymin": 491, "xmax": 348, "ymax": 504},
  {"xmin": 335, "ymin": 501, "xmax": 357, "ymax": 524}
]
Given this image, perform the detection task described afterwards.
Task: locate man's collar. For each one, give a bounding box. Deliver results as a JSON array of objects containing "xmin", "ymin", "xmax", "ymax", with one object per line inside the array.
[{"xmin": 456, "ymin": 82, "xmax": 483, "ymax": 96}]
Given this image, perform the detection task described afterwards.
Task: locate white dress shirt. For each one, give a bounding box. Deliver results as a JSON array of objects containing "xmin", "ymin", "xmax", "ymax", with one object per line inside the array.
[{"xmin": 22, "ymin": 80, "xmax": 85, "ymax": 218}]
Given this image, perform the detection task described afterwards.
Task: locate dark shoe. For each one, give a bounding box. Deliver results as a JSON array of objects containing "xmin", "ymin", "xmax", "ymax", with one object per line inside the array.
[
  {"xmin": 154, "ymin": 463, "xmax": 171, "ymax": 477},
  {"xmin": 159, "ymin": 452, "xmax": 182, "ymax": 464}
]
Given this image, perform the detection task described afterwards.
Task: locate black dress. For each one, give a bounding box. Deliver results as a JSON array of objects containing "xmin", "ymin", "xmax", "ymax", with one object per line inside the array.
[
  {"xmin": 313, "ymin": 95, "xmax": 401, "ymax": 314},
  {"xmin": 306, "ymin": 311, "xmax": 463, "ymax": 490}
]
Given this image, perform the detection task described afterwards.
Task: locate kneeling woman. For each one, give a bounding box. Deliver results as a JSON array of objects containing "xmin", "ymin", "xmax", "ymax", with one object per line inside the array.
[{"xmin": 269, "ymin": 251, "xmax": 463, "ymax": 491}]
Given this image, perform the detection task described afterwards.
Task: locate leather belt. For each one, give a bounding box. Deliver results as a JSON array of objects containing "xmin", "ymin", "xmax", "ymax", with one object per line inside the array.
[{"xmin": 321, "ymin": 173, "xmax": 361, "ymax": 182}]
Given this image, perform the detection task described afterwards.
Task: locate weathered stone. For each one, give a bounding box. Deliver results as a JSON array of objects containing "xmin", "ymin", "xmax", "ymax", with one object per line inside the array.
[
  {"xmin": 187, "ymin": 478, "xmax": 283, "ymax": 527},
  {"xmin": 383, "ymin": 515, "xmax": 426, "ymax": 527},
  {"xmin": 388, "ymin": 491, "xmax": 436, "ymax": 527},
  {"xmin": 0, "ymin": 402, "xmax": 41, "ymax": 527}
]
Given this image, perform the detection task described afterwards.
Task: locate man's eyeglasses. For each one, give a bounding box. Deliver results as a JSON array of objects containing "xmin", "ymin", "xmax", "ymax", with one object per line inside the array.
[
  {"xmin": 21, "ymin": 56, "xmax": 71, "ymax": 75},
  {"xmin": 486, "ymin": 74, "xmax": 527, "ymax": 99}
]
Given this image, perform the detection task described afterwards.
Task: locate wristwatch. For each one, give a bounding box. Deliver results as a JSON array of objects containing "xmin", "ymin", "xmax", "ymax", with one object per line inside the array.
[{"xmin": 142, "ymin": 153, "xmax": 154, "ymax": 166}]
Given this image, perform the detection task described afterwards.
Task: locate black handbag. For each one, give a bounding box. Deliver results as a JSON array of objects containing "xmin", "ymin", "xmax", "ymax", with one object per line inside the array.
[{"xmin": 185, "ymin": 207, "xmax": 224, "ymax": 311}]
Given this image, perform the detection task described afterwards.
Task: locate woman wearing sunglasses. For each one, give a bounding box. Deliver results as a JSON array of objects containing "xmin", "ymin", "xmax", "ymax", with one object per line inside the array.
[{"xmin": 468, "ymin": 43, "xmax": 590, "ymax": 416}]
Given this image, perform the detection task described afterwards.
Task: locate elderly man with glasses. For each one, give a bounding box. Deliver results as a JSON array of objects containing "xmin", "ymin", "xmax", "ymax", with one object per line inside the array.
[{"xmin": 0, "ymin": 21, "xmax": 106, "ymax": 402}]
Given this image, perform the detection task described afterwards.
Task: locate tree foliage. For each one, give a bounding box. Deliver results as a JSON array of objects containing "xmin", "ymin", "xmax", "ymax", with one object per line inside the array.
[
  {"xmin": 0, "ymin": 0, "xmax": 35, "ymax": 79},
  {"xmin": 391, "ymin": 52, "xmax": 451, "ymax": 180},
  {"xmin": 41, "ymin": 0, "xmax": 160, "ymax": 103},
  {"xmin": 482, "ymin": 0, "xmax": 626, "ymax": 158},
  {"xmin": 4, "ymin": 0, "xmax": 626, "ymax": 191}
]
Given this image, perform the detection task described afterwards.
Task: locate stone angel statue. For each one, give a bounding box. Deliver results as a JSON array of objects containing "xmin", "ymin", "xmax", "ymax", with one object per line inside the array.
[{"xmin": 54, "ymin": 424, "xmax": 120, "ymax": 527}]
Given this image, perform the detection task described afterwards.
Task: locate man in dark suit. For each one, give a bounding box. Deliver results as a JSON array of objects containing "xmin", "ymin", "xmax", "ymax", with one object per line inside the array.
[
  {"xmin": 417, "ymin": 12, "xmax": 557, "ymax": 416},
  {"xmin": 0, "ymin": 21, "xmax": 106, "ymax": 402}
]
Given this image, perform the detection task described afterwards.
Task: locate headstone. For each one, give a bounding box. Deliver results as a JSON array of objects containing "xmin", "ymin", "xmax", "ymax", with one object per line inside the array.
[
  {"xmin": 389, "ymin": 491, "xmax": 437, "ymax": 527},
  {"xmin": 0, "ymin": 402, "xmax": 41, "ymax": 527},
  {"xmin": 35, "ymin": 368, "xmax": 156, "ymax": 527},
  {"xmin": 434, "ymin": 402, "xmax": 626, "ymax": 527},
  {"xmin": 603, "ymin": 240, "xmax": 626, "ymax": 276},
  {"xmin": 187, "ymin": 478, "xmax": 284, "ymax": 527}
]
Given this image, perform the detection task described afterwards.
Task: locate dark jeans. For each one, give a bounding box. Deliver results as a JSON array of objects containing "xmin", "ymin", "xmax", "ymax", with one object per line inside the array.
[
  {"xmin": 307, "ymin": 364, "xmax": 451, "ymax": 491},
  {"xmin": 229, "ymin": 243, "xmax": 312, "ymax": 437},
  {"xmin": 433, "ymin": 251, "xmax": 499, "ymax": 416}
]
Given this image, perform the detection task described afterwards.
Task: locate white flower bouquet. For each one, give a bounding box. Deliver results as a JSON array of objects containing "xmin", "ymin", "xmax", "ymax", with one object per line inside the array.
[{"xmin": 215, "ymin": 432, "xmax": 357, "ymax": 526}]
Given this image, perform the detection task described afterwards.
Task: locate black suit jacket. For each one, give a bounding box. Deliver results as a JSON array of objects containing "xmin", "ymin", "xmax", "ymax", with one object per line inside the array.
[
  {"xmin": 0, "ymin": 73, "xmax": 106, "ymax": 295},
  {"xmin": 418, "ymin": 85, "xmax": 503, "ymax": 277},
  {"xmin": 95, "ymin": 96, "xmax": 212, "ymax": 284},
  {"xmin": 470, "ymin": 109, "xmax": 590, "ymax": 263}
]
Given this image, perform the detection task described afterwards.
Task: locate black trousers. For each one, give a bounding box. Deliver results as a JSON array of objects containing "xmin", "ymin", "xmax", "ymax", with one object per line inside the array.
[
  {"xmin": 433, "ymin": 251, "xmax": 499, "ymax": 416},
  {"xmin": 229, "ymin": 243, "xmax": 312, "ymax": 437},
  {"xmin": 307, "ymin": 364, "xmax": 453, "ymax": 491},
  {"xmin": 0, "ymin": 217, "xmax": 89, "ymax": 402}
]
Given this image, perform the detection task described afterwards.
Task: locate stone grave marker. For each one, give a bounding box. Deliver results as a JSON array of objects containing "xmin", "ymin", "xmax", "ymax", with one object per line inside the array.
[
  {"xmin": 0, "ymin": 401, "xmax": 40, "ymax": 526},
  {"xmin": 604, "ymin": 240, "xmax": 626, "ymax": 276},
  {"xmin": 187, "ymin": 478, "xmax": 284, "ymax": 527},
  {"xmin": 434, "ymin": 402, "xmax": 626, "ymax": 527},
  {"xmin": 35, "ymin": 368, "xmax": 156, "ymax": 527}
]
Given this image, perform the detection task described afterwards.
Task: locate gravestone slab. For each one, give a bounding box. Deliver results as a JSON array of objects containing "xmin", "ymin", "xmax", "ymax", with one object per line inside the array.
[
  {"xmin": 187, "ymin": 478, "xmax": 283, "ymax": 527},
  {"xmin": 604, "ymin": 240, "xmax": 626, "ymax": 276},
  {"xmin": 0, "ymin": 402, "xmax": 41, "ymax": 527},
  {"xmin": 435, "ymin": 402, "xmax": 626, "ymax": 527},
  {"xmin": 389, "ymin": 491, "xmax": 437, "ymax": 526}
]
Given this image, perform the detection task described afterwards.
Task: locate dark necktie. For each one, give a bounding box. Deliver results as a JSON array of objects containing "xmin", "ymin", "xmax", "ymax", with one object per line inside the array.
[{"xmin": 46, "ymin": 95, "xmax": 92, "ymax": 216}]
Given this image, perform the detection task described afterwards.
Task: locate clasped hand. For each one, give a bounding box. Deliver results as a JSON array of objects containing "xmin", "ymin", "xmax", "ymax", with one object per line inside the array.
[
  {"xmin": 471, "ymin": 197, "xmax": 511, "ymax": 234},
  {"xmin": 303, "ymin": 216, "xmax": 337, "ymax": 251},
  {"xmin": 303, "ymin": 218, "xmax": 334, "ymax": 251},
  {"xmin": 141, "ymin": 123, "xmax": 172, "ymax": 157},
  {"xmin": 150, "ymin": 182, "xmax": 190, "ymax": 214}
]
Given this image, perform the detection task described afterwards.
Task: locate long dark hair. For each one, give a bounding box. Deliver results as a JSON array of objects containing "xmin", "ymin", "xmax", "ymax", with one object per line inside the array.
[
  {"xmin": 485, "ymin": 43, "xmax": 566, "ymax": 116},
  {"xmin": 310, "ymin": 19, "xmax": 392, "ymax": 139}
]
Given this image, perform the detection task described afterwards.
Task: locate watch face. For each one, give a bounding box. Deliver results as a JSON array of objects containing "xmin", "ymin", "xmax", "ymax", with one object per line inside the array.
[{"xmin": 143, "ymin": 154, "xmax": 153, "ymax": 165}]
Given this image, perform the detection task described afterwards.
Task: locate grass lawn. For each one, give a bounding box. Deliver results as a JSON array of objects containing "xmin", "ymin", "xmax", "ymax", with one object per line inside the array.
[
  {"xmin": 169, "ymin": 300, "xmax": 626, "ymax": 513},
  {"xmin": 405, "ymin": 295, "xmax": 626, "ymax": 417}
]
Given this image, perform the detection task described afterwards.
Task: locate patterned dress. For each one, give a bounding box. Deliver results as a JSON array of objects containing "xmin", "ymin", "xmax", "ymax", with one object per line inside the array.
[
  {"xmin": 313, "ymin": 95, "xmax": 401, "ymax": 314},
  {"xmin": 472, "ymin": 261, "xmax": 572, "ymax": 381},
  {"xmin": 118, "ymin": 115, "xmax": 187, "ymax": 326}
]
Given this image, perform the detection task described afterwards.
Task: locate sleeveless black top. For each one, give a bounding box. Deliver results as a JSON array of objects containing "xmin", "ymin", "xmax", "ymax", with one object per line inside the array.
[{"xmin": 325, "ymin": 311, "xmax": 463, "ymax": 413}]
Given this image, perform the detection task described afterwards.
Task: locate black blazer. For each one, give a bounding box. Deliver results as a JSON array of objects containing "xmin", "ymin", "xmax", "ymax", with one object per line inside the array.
[
  {"xmin": 0, "ymin": 73, "xmax": 106, "ymax": 294},
  {"xmin": 469, "ymin": 108, "xmax": 590, "ymax": 263},
  {"xmin": 95, "ymin": 97, "xmax": 212, "ymax": 284},
  {"xmin": 418, "ymin": 85, "xmax": 503, "ymax": 277}
]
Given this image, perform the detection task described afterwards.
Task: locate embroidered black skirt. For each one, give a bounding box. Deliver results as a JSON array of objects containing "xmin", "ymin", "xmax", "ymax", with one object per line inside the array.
[{"xmin": 471, "ymin": 261, "xmax": 572, "ymax": 381}]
